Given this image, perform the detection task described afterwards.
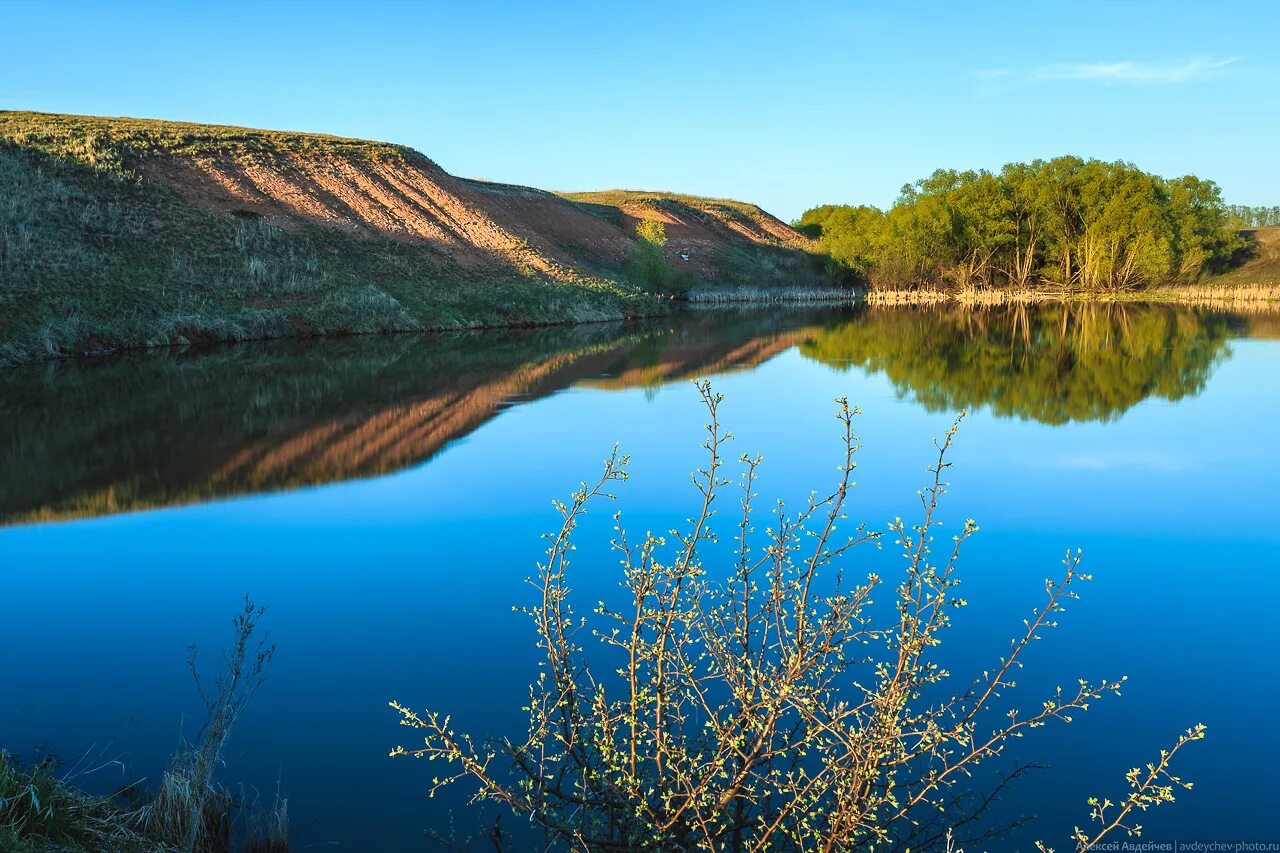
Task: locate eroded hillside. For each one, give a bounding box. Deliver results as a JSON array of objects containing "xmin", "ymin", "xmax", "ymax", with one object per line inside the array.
[{"xmin": 0, "ymin": 112, "xmax": 827, "ymax": 362}]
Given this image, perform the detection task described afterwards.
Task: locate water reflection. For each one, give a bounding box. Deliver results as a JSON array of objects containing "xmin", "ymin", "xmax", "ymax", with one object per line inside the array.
[
  {"xmin": 2, "ymin": 302, "xmax": 1273, "ymax": 526},
  {"xmin": 801, "ymin": 302, "xmax": 1241, "ymax": 424},
  {"xmin": 0, "ymin": 310, "xmax": 831, "ymax": 525},
  {"xmin": 2, "ymin": 301, "xmax": 1279, "ymax": 850}
]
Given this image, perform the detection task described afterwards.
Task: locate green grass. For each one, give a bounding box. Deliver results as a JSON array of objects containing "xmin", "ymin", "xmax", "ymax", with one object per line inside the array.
[
  {"xmin": 561, "ymin": 189, "xmax": 774, "ymax": 220},
  {"xmin": 0, "ymin": 751, "xmax": 162, "ymax": 852},
  {"xmin": 707, "ymin": 241, "xmax": 825, "ymax": 288},
  {"xmin": 0, "ymin": 136, "xmax": 652, "ymax": 365},
  {"xmin": 559, "ymin": 189, "xmax": 796, "ymax": 241},
  {"xmin": 1205, "ymin": 227, "xmax": 1280, "ymax": 288},
  {"xmin": 558, "ymin": 189, "xmax": 828, "ymax": 290},
  {"xmin": 0, "ymin": 110, "xmax": 410, "ymax": 177}
]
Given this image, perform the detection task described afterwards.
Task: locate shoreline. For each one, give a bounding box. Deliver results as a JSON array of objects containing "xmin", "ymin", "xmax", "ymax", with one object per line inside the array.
[
  {"xmin": 7, "ymin": 284, "xmax": 1280, "ymax": 369},
  {"xmin": 684, "ymin": 286, "xmax": 858, "ymax": 304},
  {"xmin": 0, "ymin": 291, "xmax": 857, "ymax": 369},
  {"xmin": 864, "ymin": 283, "xmax": 1280, "ymax": 309}
]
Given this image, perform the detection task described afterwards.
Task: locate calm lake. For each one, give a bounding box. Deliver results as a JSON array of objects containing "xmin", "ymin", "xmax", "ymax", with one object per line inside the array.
[{"xmin": 2, "ymin": 303, "xmax": 1278, "ymax": 850}]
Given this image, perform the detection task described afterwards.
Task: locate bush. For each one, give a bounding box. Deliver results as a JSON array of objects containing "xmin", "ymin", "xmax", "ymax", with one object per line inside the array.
[
  {"xmin": 391, "ymin": 382, "xmax": 1204, "ymax": 851},
  {"xmin": 627, "ymin": 218, "xmax": 676, "ymax": 294}
]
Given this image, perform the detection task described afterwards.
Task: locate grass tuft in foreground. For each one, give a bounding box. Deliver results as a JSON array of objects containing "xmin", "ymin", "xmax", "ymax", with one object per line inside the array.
[
  {"xmin": 1, "ymin": 599, "xmax": 284, "ymax": 852},
  {"xmin": 0, "ymin": 752, "xmax": 161, "ymax": 852}
]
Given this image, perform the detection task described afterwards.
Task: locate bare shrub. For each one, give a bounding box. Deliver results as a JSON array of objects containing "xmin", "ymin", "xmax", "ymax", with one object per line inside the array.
[
  {"xmin": 392, "ymin": 382, "xmax": 1203, "ymax": 851},
  {"xmin": 142, "ymin": 597, "xmax": 275, "ymax": 852}
]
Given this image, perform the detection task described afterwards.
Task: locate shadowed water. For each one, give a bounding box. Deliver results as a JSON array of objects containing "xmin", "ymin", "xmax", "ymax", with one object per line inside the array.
[{"xmin": 1, "ymin": 303, "xmax": 1277, "ymax": 850}]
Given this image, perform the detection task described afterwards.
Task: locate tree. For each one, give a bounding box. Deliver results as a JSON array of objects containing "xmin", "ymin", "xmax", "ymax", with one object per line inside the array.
[
  {"xmin": 628, "ymin": 218, "xmax": 675, "ymax": 294},
  {"xmin": 796, "ymin": 205, "xmax": 888, "ymax": 283},
  {"xmin": 637, "ymin": 218, "xmax": 668, "ymax": 248},
  {"xmin": 801, "ymin": 157, "xmax": 1241, "ymax": 291}
]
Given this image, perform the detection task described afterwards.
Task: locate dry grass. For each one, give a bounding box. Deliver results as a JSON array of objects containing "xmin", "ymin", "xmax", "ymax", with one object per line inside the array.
[
  {"xmin": 686, "ymin": 285, "xmax": 854, "ymax": 304},
  {"xmin": 560, "ymin": 189, "xmax": 812, "ymax": 251},
  {"xmin": 864, "ymin": 228, "xmax": 1280, "ymax": 309},
  {"xmin": 1209, "ymin": 227, "xmax": 1280, "ymax": 288},
  {"xmin": 865, "ymin": 283, "xmax": 1280, "ymax": 309},
  {"xmin": 0, "ymin": 136, "xmax": 653, "ymax": 366},
  {"xmin": 865, "ymin": 288, "xmax": 1073, "ymax": 306},
  {"xmin": 1, "ymin": 600, "xmax": 282, "ymax": 852},
  {"xmin": 0, "ymin": 752, "xmax": 164, "ymax": 852},
  {"xmin": 0, "ymin": 111, "xmax": 833, "ymax": 365},
  {"xmin": 0, "ymin": 110, "xmax": 410, "ymax": 177},
  {"xmin": 560, "ymin": 189, "xmax": 776, "ymax": 222},
  {"xmin": 1138, "ymin": 282, "xmax": 1280, "ymax": 308}
]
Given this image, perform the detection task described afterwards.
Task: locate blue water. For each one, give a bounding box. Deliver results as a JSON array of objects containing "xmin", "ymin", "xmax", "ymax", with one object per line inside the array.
[{"xmin": 1, "ymin": 305, "xmax": 1277, "ymax": 850}]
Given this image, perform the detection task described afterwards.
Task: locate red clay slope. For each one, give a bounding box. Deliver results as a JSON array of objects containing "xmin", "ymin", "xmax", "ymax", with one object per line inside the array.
[{"xmin": 5, "ymin": 112, "xmax": 816, "ymax": 285}]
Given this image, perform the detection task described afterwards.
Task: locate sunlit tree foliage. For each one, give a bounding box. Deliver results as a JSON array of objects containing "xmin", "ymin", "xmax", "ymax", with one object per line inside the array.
[
  {"xmin": 628, "ymin": 218, "xmax": 676, "ymax": 293},
  {"xmin": 799, "ymin": 158, "xmax": 1243, "ymax": 290},
  {"xmin": 1226, "ymin": 205, "xmax": 1280, "ymax": 228}
]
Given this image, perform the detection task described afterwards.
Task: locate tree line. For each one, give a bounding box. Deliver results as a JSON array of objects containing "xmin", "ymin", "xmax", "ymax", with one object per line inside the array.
[
  {"xmin": 798, "ymin": 156, "xmax": 1245, "ymax": 291},
  {"xmin": 1227, "ymin": 205, "xmax": 1280, "ymax": 227}
]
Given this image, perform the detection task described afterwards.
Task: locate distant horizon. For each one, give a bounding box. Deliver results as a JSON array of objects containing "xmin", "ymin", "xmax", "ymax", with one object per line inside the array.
[{"xmin": 4, "ymin": 1, "xmax": 1276, "ymax": 221}]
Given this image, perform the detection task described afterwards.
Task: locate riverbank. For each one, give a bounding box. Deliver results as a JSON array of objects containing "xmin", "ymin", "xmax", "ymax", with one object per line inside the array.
[
  {"xmin": 685, "ymin": 286, "xmax": 855, "ymax": 304},
  {"xmin": 864, "ymin": 281, "xmax": 1280, "ymax": 309},
  {"xmin": 862, "ymin": 227, "xmax": 1280, "ymax": 309},
  {"xmin": 0, "ymin": 751, "xmax": 164, "ymax": 853},
  {"xmin": 0, "ymin": 111, "xmax": 829, "ymax": 366},
  {"xmin": 8, "ymin": 112, "xmax": 1279, "ymax": 366}
]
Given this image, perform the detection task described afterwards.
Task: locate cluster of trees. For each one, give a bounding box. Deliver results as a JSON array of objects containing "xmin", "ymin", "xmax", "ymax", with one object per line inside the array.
[
  {"xmin": 799, "ymin": 157, "xmax": 1243, "ymax": 290},
  {"xmin": 1227, "ymin": 205, "xmax": 1280, "ymax": 227}
]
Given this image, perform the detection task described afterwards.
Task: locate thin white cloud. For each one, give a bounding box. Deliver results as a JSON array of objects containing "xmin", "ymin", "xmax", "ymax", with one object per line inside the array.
[
  {"xmin": 1033, "ymin": 55, "xmax": 1238, "ymax": 85},
  {"xmin": 1039, "ymin": 449, "xmax": 1193, "ymax": 474}
]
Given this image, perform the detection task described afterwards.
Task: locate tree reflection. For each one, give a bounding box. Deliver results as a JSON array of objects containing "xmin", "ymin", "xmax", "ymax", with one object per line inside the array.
[
  {"xmin": 2, "ymin": 302, "xmax": 1261, "ymax": 526},
  {"xmin": 800, "ymin": 303, "xmax": 1235, "ymax": 424}
]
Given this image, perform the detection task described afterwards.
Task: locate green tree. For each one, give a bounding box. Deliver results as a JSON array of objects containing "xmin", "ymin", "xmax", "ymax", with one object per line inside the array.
[
  {"xmin": 796, "ymin": 204, "xmax": 888, "ymax": 282},
  {"xmin": 636, "ymin": 218, "xmax": 667, "ymax": 247},
  {"xmin": 801, "ymin": 157, "xmax": 1241, "ymax": 291},
  {"xmin": 627, "ymin": 217, "xmax": 675, "ymax": 293}
]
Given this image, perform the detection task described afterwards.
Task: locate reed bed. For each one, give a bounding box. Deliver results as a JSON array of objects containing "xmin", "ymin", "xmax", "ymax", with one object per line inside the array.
[
  {"xmin": 685, "ymin": 286, "xmax": 856, "ymax": 304},
  {"xmin": 865, "ymin": 283, "xmax": 1280, "ymax": 309}
]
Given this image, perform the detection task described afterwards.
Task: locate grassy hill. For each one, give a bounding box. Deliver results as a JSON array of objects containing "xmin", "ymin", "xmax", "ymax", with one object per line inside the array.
[
  {"xmin": 0, "ymin": 111, "xmax": 827, "ymax": 364},
  {"xmin": 558, "ymin": 189, "xmax": 817, "ymax": 287},
  {"xmin": 1210, "ymin": 227, "xmax": 1280, "ymax": 288}
]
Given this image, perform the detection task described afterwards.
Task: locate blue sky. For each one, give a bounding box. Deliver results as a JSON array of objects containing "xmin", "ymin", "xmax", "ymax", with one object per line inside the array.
[{"xmin": 3, "ymin": 0, "xmax": 1276, "ymax": 220}]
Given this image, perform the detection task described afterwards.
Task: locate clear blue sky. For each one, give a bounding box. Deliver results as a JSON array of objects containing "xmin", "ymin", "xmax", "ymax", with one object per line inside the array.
[{"xmin": 4, "ymin": 0, "xmax": 1276, "ymax": 221}]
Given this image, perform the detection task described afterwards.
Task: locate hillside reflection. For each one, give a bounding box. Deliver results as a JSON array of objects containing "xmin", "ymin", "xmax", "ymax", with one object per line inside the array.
[
  {"xmin": 0, "ymin": 310, "xmax": 832, "ymax": 525},
  {"xmin": 800, "ymin": 303, "xmax": 1245, "ymax": 424},
  {"xmin": 3, "ymin": 303, "xmax": 1271, "ymax": 526}
]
